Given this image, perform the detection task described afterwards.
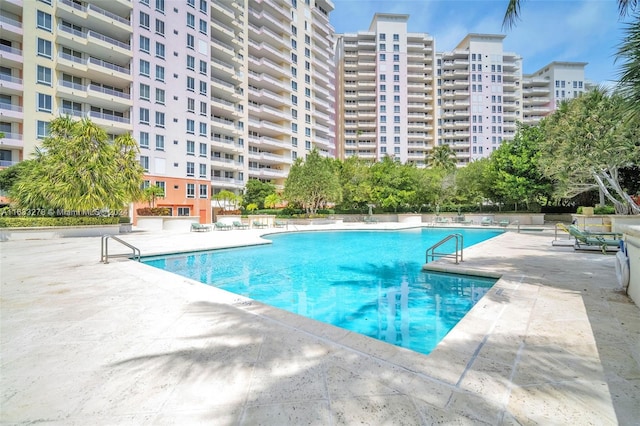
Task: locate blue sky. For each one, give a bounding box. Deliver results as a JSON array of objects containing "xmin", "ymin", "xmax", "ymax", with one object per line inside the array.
[{"xmin": 329, "ymin": 0, "xmax": 631, "ymax": 85}]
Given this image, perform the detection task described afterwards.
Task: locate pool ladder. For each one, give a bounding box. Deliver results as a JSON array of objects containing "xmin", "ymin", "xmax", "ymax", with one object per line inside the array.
[
  {"xmin": 101, "ymin": 235, "xmax": 141, "ymax": 263},
  {"xmin": 426, "ymin": 233, "xmax": 463, "ymax": 264}
]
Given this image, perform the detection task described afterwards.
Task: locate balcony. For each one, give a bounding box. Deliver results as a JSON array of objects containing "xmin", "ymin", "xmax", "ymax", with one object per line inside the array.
[
  {"xmin": 0, "ymin": 73, "xmax": 22, "ymax": 94},
  {"xmin": 0, "ymin": 132, "xmax": 23, "ymax": 150},
  {"xmin": 0, "ymin": 102, "xmax": 24, "ymax": 121}
]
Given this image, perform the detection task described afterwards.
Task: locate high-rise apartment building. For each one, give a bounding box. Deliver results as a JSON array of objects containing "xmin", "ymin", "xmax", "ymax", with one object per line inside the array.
[
  {"xmin": 437, "ymin": 34, "xmax": 522, "ymax": 163},
  {"xmin": 1, "ymin": 0, "xmax": 134, "ymax": 168},
  {"xmin": 1, "ymin": 0, "xmax": 336, "ymax": 221},
  {"xmin": 521, "ymin": 61, "xmax": 588, "ymax": 125},
  {"xmin": 335, "ymin": 15, "xmax": 590, "ymax": 166},
  {"xmin": 335, "ymin": 14, "xmax": 436, "ymax": 166}
]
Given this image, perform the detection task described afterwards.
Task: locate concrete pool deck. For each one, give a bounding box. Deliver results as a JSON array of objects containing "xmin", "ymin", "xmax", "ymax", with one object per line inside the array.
[{"xmin": 1, "ymin": 223, "xmax": 639, "ymax": 425}]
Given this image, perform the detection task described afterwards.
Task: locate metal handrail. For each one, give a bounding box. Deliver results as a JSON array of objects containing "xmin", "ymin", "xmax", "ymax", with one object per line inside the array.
[
  {"xmin": 101, "ymin": 235, "xmax": 141, "ymax": 263},
  {"xmin": 426, "ymin": 233, "xmax": 463, "ymax": 264}
]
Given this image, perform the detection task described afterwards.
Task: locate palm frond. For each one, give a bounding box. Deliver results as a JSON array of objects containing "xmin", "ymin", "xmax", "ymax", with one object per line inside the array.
[{"xmin": 502, "ymin": 0, "xmax": 523, "ymax": 30}]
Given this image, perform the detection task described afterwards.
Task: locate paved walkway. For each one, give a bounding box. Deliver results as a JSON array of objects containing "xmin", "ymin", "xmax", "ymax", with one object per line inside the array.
[{"xmin": 1, "ymin": 224, "xmax": 638, "ymax": 425}]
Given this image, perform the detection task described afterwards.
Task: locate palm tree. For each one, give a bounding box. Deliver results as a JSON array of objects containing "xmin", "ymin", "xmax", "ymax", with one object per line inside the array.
[
  {"xmin": 616, "ymin": 15, "xmax": 640, "ymax": 118},
  {"xmin": 427, "ymin": 145, "xmax": 457, "ymax": 172},
  {"xmin": 502, "ymin": 0, "xmax": 637, "ymax": 29}
]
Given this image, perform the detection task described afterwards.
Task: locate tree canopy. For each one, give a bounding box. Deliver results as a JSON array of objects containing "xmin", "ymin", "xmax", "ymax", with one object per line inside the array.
[
  {"xmin": 538, "ymin": 88, "xmax": 640, "ymax": 214},
  {"xmin": 10, "ymin": 116, "xmax": 144, "ymax": 212},
  {"xmin": 283, "ymin": 148, "xmax": 342, "ymax": 215}
]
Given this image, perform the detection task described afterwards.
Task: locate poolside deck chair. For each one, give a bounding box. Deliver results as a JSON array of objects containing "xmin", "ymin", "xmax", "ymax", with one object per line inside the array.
[
  {"xmin": 274, "ymin": 220, "xmax": 287, "ymax": 228},
  {"xmin": 568, "ymin": 225, "xmax": 621, "ymax": 253},
  {"xmin": 363, "ymin": 216, "xmax": 378, "ymax": 224},
  {"xmin": 191, "ymin": 223, "xmax": 211, "ymax": 232},
  {"xmin": 214, "ymin": 221, "xmax": 233, "ymax": 231},
  {"xmin": 252, "ymin": 221, "xmax": 268, "ymax": 229},
  {"xmin": 435, "ymin": 216, "xmax": 449, "ymax": 224},
  {"xmin": 232, "ymin": 221, "xmax": 249, "ymax": 230},
  {"xmin": 498, "ymin": 220, "xmax": 509, "ymax": 227},
  {"xmin": 481, "ymin": 217, "xmax": 493, "ymax": 226}
]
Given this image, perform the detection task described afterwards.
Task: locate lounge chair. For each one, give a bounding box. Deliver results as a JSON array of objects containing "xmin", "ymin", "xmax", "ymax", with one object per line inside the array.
[
  {"xmin": 498, "ymin": 220, "xmax": 509, "ymax": 227},
  {"xmin": 252, "ymin": 221, "xmax": 268, "ymax": 229},
  {"xmin": 568, "ymin": 225, "xmax": 621, "ymax": 253},
  {"xmin": 214, "ymin": 221, "xmax": 233, "ymax": 231},
  {"xmin": 274, "ymin": 220, "xmax": 287, "ymax": 228},
  {"xmin": 232, "ymin": 221, "xmax": 249, "ymax": 230},
  {"xmin": 191, "ymin": 223, "xmax": 211, "ymax": 232},
  {"xmin": 363, "ymin": 216, "xmax": 378, "ymax": 224},
  {"xmin": 481, "ymin": 217, "xmax": 493, "ymax": 226},
  {"xmin": 435, "ymin": 216, "xmax": 449, "ymax": 224}
]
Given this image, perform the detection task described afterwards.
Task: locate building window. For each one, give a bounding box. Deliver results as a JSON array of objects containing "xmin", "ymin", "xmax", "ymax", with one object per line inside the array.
[
  {"xmin": 155, "ymin": 88, "xmax": 165, "ymax": 104},
  {"xmin": 186, "ymin": 162, "xmax": 194, "ymax": 177},
  {"xmin": 187, "ymin": 97, "xmax": 195, "ymax": 112},
  {"xmin": 185, "ymin": 183, "xmax": 195, "ymax": 198},
  {"xmin": 380, "ymin": 53, "xmax": 386, "ymax": 61},
  {"xmin": 139, "ymin": 108, "xmax": 150, "ymax": 124},
  {"xmin": 140, "ymin": 35, "xmax": 150, "ymax": 53},
  {"xmin": 199, "ymin": 60, "xmax": 207, "ymax": 75},
  {"xmin": 140, "ymin": 11, "xmax": 150, "ymax": 29},
  {"xmin": 186, "ymin": 119, "xmax": 195, "ymax": 134},
  {"xmin": 199, "ymin": 122, "xmax": 207, "ymax": 136},
  {"xmin": 199, "ymin": 19, "xmax": 207, "ymax": 34},
  {"xmin": 36, "ymin": 120, "xmax": 49, "ymax": 139},
  {"xmin": 155, "ymin": 0, "xmax": 165, "ymax": 13},
  {"xmin": 155, "ymin": 134, "xmax": 165, "ymax": 151},
  {"xmin": 37, "ymin": 93, "xmax": 52, "ymax": 112},
  {"xmin": 187, "ymin": 140, "xmax": 195, "ymax": 155},
  {"xmin": 140, "ymin": 155, "xmax": 149, "ymax": 171},
  {"xmin": 139, "ymin": 83, "xmax": 150, "ymax": 100},
  {"xmin": 37, "ymin": 10, "xmax": 52, "ymax": 31},
  {"xmin": 199, "ymin": 142, "xmax": 207, "ymax": 157},
  {"xmin": 199, "ymin": 0, "xmax": 207, "ymax": 13},
  {"xmin": 187, "ymin": 76, "xmax": 195, "ymax": 91},
  {"xmin": 200, "ymin": 101, "xmax": 207, "ymax": 115},
  {"xmin": 155, "ymin": 65, "xmax": 165, "ymax": 81},
  {"xmin": 37, "ymin": 38, "xmax": 52, "ymax": 58},
  {"xmin": 140, "ymin": 59, "xmax": 150, "ymax": 76},
  {"xmin": 187, "ymin": 34, "xmax": 195, "ymax": 49},
  {"xmin": 187, "ymin": 55, "xmax": 195, "ymax": 70},
  {"xmin": 139, "ymin": 131, "xmax": 149, "ymax": 148},
  {"xmin": 199, "ymin": 184, "xmax": 208, "ymax": 198},
  {"xmin": 155, "ymin": 19, "xmax": 165, "ymax": 35},
  {"xmin": 155, "ymin": 42, "xmax": 165, "ymax": 59},
  {"xmin": 199, "ymin": 80, "xmax": 207, "ymax": 95},
  {"xmin": 36, "ymin": 65, "xmax": 52, "ymax": 86},
  {"xmin": 177, "ymin": 207, "xmax": 190, "ymax": 216},
  {"xmin": 155, "ymin": 111, "xmax": 165, "ymax": 127}
]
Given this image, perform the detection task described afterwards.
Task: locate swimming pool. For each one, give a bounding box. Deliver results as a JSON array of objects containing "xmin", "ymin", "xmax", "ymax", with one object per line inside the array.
[{"xmin": 143, "ymin": 228, "xmax": 500, "ymax": 355}]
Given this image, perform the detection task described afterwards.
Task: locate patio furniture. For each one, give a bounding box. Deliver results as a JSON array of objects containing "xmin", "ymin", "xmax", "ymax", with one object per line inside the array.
[{"xmin": 191, "ymin": 223, "xmax": 211, "ymax": 232}]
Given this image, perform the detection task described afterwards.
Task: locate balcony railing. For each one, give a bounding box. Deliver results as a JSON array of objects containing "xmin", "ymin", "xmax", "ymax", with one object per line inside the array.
[
  {"xmin": 88, "ymin": 110, "xmax": 130, "ymax": 124},
  {"xmin": 0, "ymin": 73, "xmax": 22, "ymax": 84},
  {"xmin": 88, "ymin": 30, "xmax": 130, "ymax": 50},
  {"xmin": 88, "ymin": 57, "xmax": 130, "ymax": 75},
  {"xmin": 87, "ymin": 3, "xmax": 130, "ymax": 25}
]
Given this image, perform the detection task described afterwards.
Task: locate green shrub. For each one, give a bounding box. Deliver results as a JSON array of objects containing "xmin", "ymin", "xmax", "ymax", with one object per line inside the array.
[
  {"xmin": 0, "ymin": 216, "xmax": 120, "ymax": 228},
  {"xmin": 594, "ymin": 205, "xmax": 616, "ymax": 215}
]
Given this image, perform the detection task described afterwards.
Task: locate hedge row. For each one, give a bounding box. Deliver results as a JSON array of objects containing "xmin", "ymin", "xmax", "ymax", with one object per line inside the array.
[{"xmin": 0, "ymin": 216, "xmax": 123, "ymax": 228}]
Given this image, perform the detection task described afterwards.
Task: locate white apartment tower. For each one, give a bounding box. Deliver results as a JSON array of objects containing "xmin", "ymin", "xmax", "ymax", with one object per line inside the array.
[
  {"xmin": 438, "ymin": 34, "xmax": 522, "ymax": 163},
  {"xmin": 336, "ymin": 14, "xmax": 436, "ymax": 165},
  {"xmin": 0, "ymin": 0, "xmax": 336, "ymax": 221},
  {"xmin": 521, "ymin": 61, "xmax": 588, "ymax": 125}
]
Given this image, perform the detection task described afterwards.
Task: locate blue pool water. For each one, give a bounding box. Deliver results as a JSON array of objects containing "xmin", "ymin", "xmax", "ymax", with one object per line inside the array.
[{"xmin": 143, "ymin": 228, "xmax": 500, "ymax": 355}]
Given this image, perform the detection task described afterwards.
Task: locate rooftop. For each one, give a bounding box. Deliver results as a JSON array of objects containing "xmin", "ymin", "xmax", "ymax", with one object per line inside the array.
[{"xmin": 1, "ymin": 223, "xmax": 638, "ymax": 424}]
